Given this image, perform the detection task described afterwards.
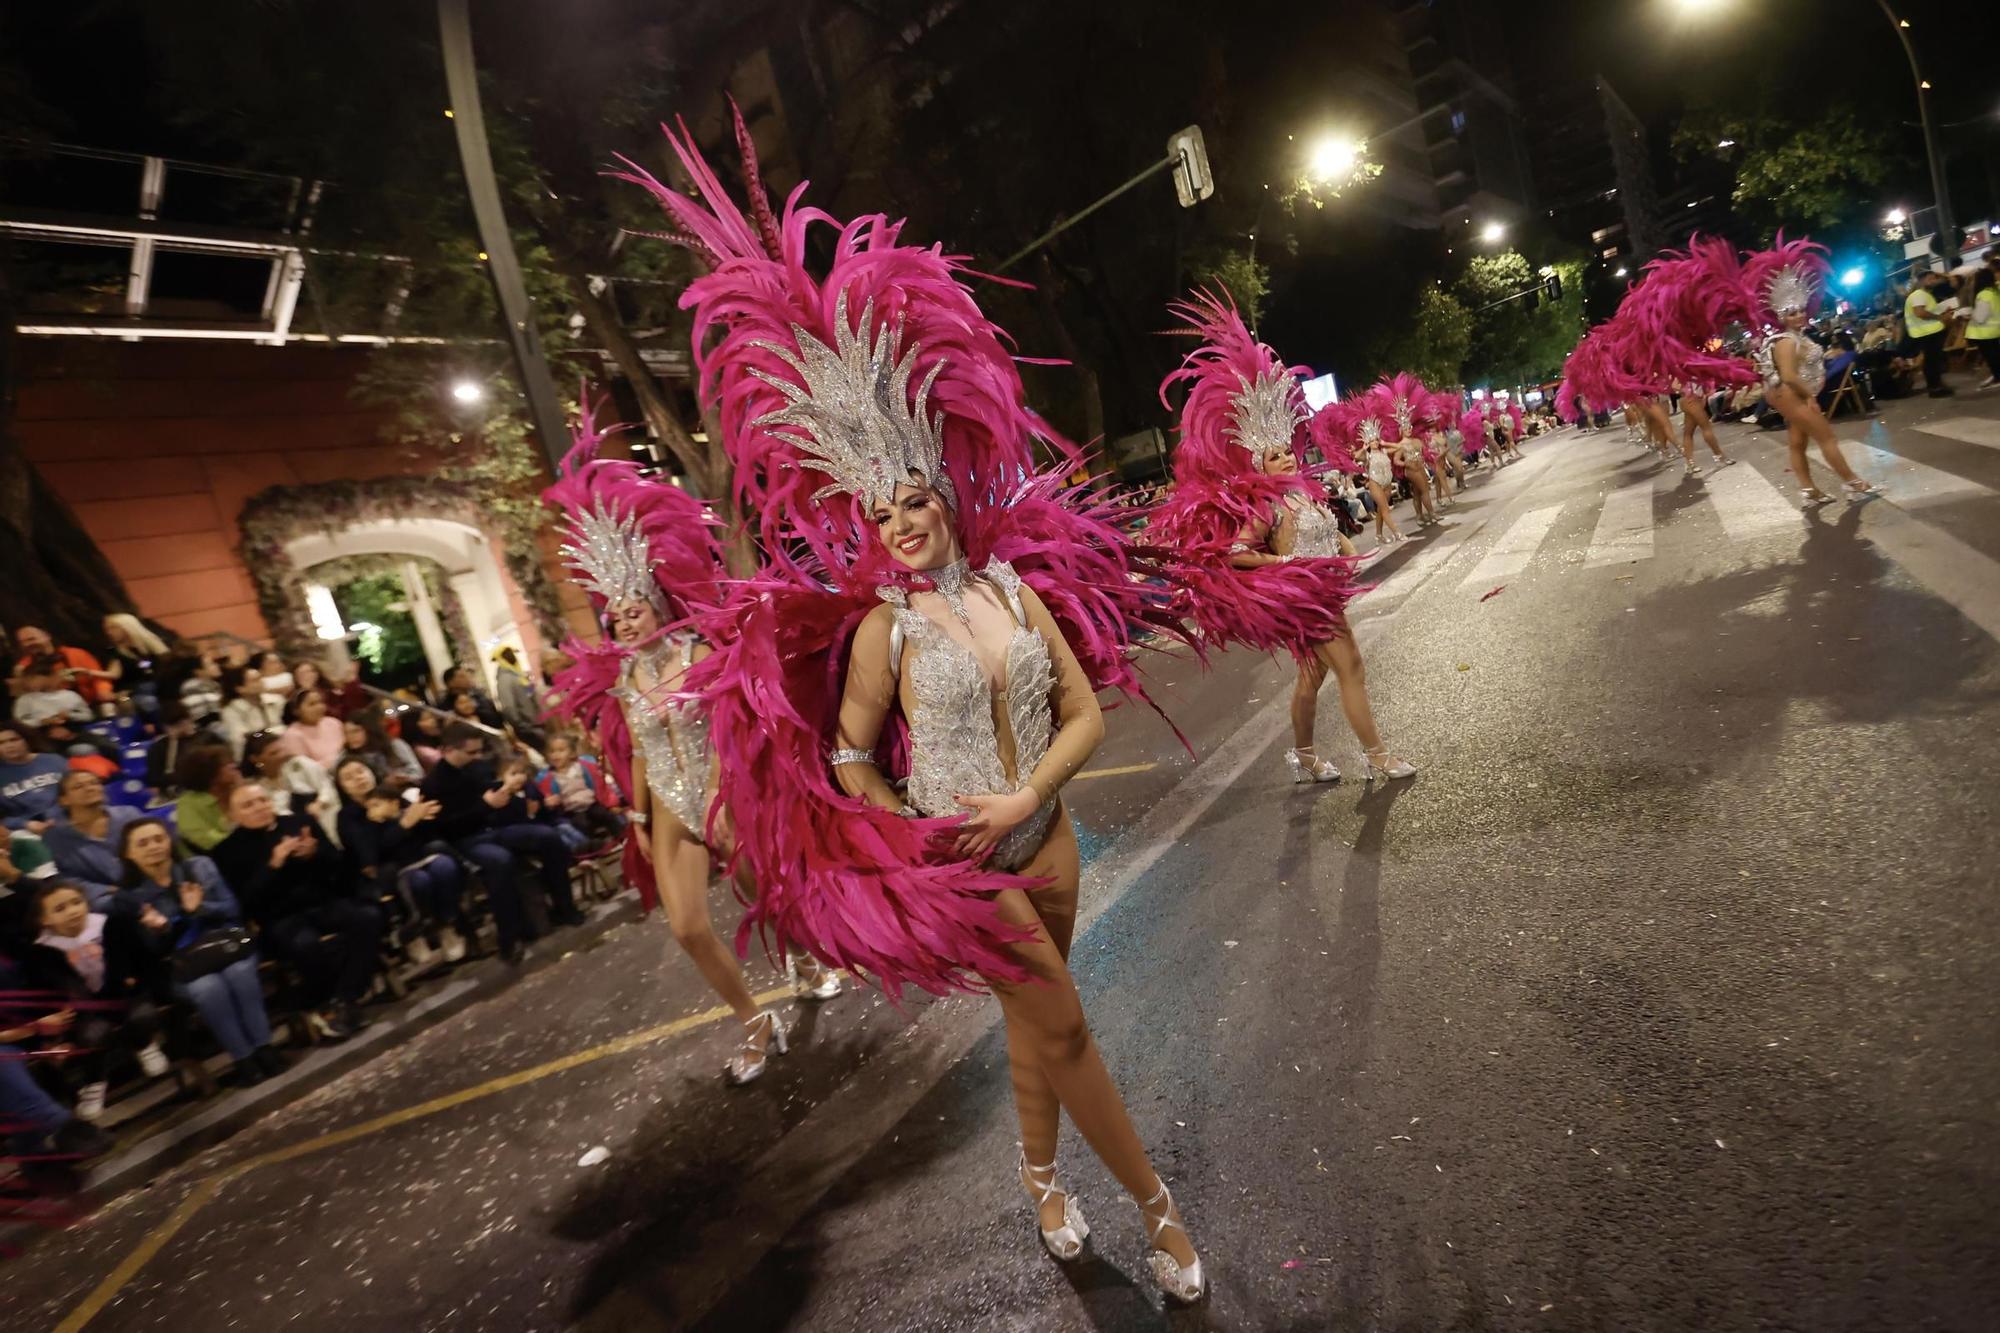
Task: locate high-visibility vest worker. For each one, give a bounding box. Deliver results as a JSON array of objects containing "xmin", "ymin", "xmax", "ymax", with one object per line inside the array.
[
  {"xmin": 1904, "ymin": 280, "xmax": 1946, "ymax": 338},
  {"xmin": 1968, "ymin": 284, "xmax": 2000, "ymax": 342}
]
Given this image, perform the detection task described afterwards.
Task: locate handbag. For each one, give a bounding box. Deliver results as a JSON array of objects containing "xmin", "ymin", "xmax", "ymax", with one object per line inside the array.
[{"xmin": 171, "ymin": 925, "xmax": 256, "ymax": 984}]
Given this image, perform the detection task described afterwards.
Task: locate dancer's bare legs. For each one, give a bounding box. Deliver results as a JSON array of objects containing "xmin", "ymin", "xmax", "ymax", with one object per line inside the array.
[
  {"xmin": 1405, "ymin": 465, "xmax": 1436, "ymax": 523},
  {"xmin": 646, "ymin": 814, "xmax": 765, "ymax": 1035},
  {"xmin": 1366, "ymin": 479, "xmax": 1402, "ymax": 543},
  {"xmin": 991, "ymin": 814, "xmax": 1197, "ymax": 1269},
  {"xmin": 1768, "ymin": 383, "xmax": 1862, "ymax": 494},
  {"xmin": 1683, "ymin": 395, "xmax": 1727, "ymax": 462}
]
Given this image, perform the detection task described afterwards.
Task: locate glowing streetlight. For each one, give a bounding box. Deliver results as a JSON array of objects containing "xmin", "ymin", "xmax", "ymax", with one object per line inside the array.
[
  {"xmin": 1479, "ymin": 221, "xmax": 1507, "ymax": 244},
  {"xmin": 1307, "ymin": 136, "xmax": 1363, "ymax": 183},
  {"xmin": 1716, "ymin": 138, "xmax": 1736, "ymax": 148},
  {"xmin": 450, "ymin": 379, "xmax": 485, "ymax": 404},
  {"xmin": 1614, "ymin": 266, "xmax": 1629, "ymax": 278},
  {"xmin": 1839, "ymin": 267, "xmax": 1866, "ymax": 288},
  {"xmin": 1886, "ymin": 207, "xmax": 1908, "ymax": 225}
]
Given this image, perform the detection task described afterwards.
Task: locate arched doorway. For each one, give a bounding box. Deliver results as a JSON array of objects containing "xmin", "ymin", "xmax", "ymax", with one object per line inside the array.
[{"xmin": 238, "ymin": 479, "xmax": 560, "ymax": 692}]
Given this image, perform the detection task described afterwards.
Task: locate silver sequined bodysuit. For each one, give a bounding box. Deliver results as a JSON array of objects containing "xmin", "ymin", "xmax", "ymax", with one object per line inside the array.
[
  {"xmin": 881, "ymin": 559, "xmax": 1057, "ymax": 872},
  {"xmin": 1757, "ymin": 329, "xmax": 1826, "ymax": 396},
  {"xmin": 614, "ymin": 636, "xmax": 712, "ymax": 834},
  {"xmin": 1280, "ymin": 494, "xmax": 1345, "ymax": 559}
]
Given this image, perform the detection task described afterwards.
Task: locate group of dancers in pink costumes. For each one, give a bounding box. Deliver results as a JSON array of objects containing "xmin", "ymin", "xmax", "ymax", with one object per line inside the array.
[
  {"xmin": 1556, "ymin": 235, "xmax": 1880, "ymax": 505},
  {"xmin": 532, "ymin": 109, "xmax": 1437, "ymax": 1305}
]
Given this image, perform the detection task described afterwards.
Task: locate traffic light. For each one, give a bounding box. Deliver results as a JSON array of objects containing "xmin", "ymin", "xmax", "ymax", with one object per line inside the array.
[{"xmin": 1545, "ymin": 272, "xmax": 1564, "ymax": 303}]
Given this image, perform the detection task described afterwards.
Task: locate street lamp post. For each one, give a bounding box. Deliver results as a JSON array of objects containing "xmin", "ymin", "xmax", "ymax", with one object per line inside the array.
[{"xmin": 1875, "ymin": 0, "xmax": 1958, "ymax": 266}]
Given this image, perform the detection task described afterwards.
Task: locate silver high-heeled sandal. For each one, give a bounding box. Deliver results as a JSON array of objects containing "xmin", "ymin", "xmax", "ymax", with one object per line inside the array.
[
  {"xmin": 1284, "ymin": 747, "xmax": 1341, "ymax": 783},
  {"xmin": 724, "ymin": 1009, "xmax": 787, "ymax": 1085},
  {"xmin": 1019, "ymin": 1151, "xmax": 1089, "ymax": 1261},
  {"xmin": 1136, "ymin": 1179, "xmax": 1204, "ymax": 1303},
  {"xmin": 788, "ymin": 955, "xmax": 843, "ymax": 1002},
  {"xmin": 1360, "ymin": 747, "xmax": 1417, "ymax": 781}
]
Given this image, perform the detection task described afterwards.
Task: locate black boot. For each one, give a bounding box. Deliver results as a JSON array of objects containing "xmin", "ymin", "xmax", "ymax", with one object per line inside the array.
[
  {"xmin": 254, "ymin": 1045, "xmax": 288, "ymax": 1078},
  {"xmin": 231, "ymin": 1058, "xmax": 269, "ymax": 1088}
]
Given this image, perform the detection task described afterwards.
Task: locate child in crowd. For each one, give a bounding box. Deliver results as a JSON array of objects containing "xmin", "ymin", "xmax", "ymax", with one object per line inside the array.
[
  {"xmin": 533, "ymin": 733, "xmax": 625, "ymax": 850},
  {"xmin": 23, "ymin": 880, "xmax": 167, "ymax": 1123},
  {"xmin": 335, "ymin": 762, "xmax": 468, "ymax": 968},
  {"xmin": 174, "ymin": 651, "xmax": 225, "ymax": 727},
  {"xmin": 493, "ymin": 755, "xmax": 585, "ymax": 853},
  {"xmin": 13, "ymin": 656, "xmax": 120, "ymax": 763}
]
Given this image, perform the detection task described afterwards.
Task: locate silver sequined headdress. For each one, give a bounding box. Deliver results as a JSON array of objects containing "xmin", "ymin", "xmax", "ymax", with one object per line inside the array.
[
  {"xmin": 558, "ymin": 498, "xmax": 665, "ymax": 615},
  {"xmin": 750, "ymin": 290, "xmax": 956, "ymax": 509},
  {"xmin": 1764, "ymin": 265, "xmax": 1817, "ymax": 317},
  {"xmin": 1226, "ymin": 370, "xmax": 1305, "ymax": 456}
]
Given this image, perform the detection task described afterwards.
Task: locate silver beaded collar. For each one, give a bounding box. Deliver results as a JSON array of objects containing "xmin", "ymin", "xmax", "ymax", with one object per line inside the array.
[{"xmin": 920, "ymin": 557, "xmax": 974, "ymax": 625}]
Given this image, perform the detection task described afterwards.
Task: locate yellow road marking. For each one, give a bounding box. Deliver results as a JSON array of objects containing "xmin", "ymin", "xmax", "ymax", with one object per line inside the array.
[
  {"xmin": 1071, "ymin": 762, "xmax": 1157, "ymax": 782},
  {"xmin": 55, "ymin": 982, "xmax": 795, "ymax": 1332}
]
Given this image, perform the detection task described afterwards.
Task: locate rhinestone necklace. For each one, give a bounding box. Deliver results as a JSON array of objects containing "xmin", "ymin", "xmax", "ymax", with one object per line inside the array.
[{"xmin": 923, "ymin": 557, "xmax": 974, "ymax": 625}]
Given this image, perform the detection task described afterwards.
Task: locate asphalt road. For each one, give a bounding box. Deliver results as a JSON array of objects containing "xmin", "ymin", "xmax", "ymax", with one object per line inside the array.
[{"xmin": 8, "ymin": 393, "xmax": 2000, "ymax": 1333}]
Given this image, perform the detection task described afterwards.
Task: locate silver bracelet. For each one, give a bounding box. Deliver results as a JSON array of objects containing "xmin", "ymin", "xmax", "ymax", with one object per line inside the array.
[{"xmin": 828, "ymin": 747, "xmax": 876, "ymax": 767}]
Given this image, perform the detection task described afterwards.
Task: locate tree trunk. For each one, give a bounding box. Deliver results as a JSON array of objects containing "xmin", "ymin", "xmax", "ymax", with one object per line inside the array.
[{"xmin": 0, "ymin": 247, "xmax": 140, "ymax": 649}]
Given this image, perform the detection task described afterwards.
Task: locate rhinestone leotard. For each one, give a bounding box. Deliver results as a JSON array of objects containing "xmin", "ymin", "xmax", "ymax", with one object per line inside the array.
[{"xmin": 614, "ymin": 635, "xmax": 712, "ymax": 835}]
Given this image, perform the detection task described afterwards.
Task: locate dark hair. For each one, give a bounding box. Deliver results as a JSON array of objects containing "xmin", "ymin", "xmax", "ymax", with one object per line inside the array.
[
  {"xmin": 255, "ymin": 651, "xmax": 285, "ymax": 673},
  {"xmin": 174, "ymin": 742, "xmax": 236, "ymax": 794},
  {"xmin": 494, "ymin": 647, "xmax": 520, "ymax": 669},
  {"xmin": 158, "ymin": 698, "xmax": 191, "ymax": 728},
  {"xmin": 56, "ymin": 769, "xmax": 102, "ymax": 799},
  {"xmin": 343, "ymin": 709, "xmax": 392, "ymax": 753},
  {"xmin": 365, "ymin": 786, "xmax": 400, "ymax": 805},
  {"xmin": 440, "ymin": 721, "xmax": 486, "ymax": 750},
  {"xmin": 116, "ymin": 816, "xmax": 178, "ymax": 887},
  {"xmin": 1976, "ymin": 269, "xmax": 1996, "ymax": 296},
  {"xmin": 281, "ymin": 687, "xmax": 326, "ymax": 726},
  {"xmin": 0, "ymin": 723, "xmax": 35, "ymax": 750},
  {"xmin": 241, "ymin": 731, "xmax": 284, "ymax": 767},
  {"xmin": 30, "ymin": 879, "xmax": 87, "ymax": 920},
  {"xmin": 24, "ymin": 652, "xmax": 66, "ymax": 678},
  {"xmin": 447, "ymin": 690, "xmax": 478, "ymax": 714},
  {"xmin": 221, "ymin": 662, "xmax": 258, "ymax": 699}
]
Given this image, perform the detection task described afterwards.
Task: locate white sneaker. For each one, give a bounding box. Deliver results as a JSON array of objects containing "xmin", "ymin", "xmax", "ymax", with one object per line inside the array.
[
  {"xmin": 76, "ymin": 1081, "xmax": 108, "ymax": 1124},
  {"xmin": 137, "ymin": 1041, "xmax": 170, "ymax": 1079},
  {"xmin": 439, "ymin": 927, "xmax": 468, "ymax": 963}
]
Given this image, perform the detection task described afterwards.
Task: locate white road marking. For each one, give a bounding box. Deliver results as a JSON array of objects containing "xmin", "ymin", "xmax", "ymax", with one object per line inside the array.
[
  {"xmin": 1460, "ymin": 504, "xmax": 1565, "ymax": 588},
  {"xmin": 1583, "ymin": 478, "xmax": 1656, "ymax": 568},
  {"xmin": 1861, "ymin": 501, "xmax": 2000, "ymax": 644},
  {"xmin": 1846, "ymin": 440, "xmax": 1990, "ymax": 509},
  {"xmin": 1703, "ymin": 454, "xmax": 1800, "ymax": 541},
  {"xmin": 1917, "ymin": 416, "xmax": 2000, "ymax": 452}
]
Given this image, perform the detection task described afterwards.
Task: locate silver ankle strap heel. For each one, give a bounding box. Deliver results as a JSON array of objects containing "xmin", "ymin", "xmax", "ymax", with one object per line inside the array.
[
  {"xmin": 1136, "ymin": 1179, "xmax": 1204, "ymax": 1303},
  {"xmin": 724, "ymin": 1009, "xmax": 787, "ymax": 1086},
  {"xmin": 1284, "ymin": 747, "xmax": 1341, "ymax": 783},
  {"xmin": 1019, "ymin": 1151, "xmax": 1089, "ymax": 1261}
]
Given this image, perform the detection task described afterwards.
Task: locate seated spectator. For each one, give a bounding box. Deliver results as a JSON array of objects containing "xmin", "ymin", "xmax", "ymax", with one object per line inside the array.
[
  {"xmin": 407, "ymin": 707, "xmax": 445, "ymax": 773},
  {"xmin": 218, "ymin": 663, "xmax": 270, "ymax": 759},
  {"xmin": 212, "ymin": 783, "xmax": 382, "ymax": 1041},
  {"xmin": 9, "ymin": 625, "xmax": 113, "ymax": 707},
  {"xmin": 1, "ymin": 822, "xmax": 59, "ymax": 944},
  {"xmin": 319, "ymin": 657, "xmax": 371, "ymax": 720},
  {"xmin": 290, "ymin": 658, "xmax": 325, "ymax": 698},
  {"xmin": 13, "ymin": 652, "xmax": 94, "ymax": 731},
  {"xmin": 163, "ymin": 646, "xmax": 224, "ymax": 727},
  {"xmin": 1, "ymin": 722, "xmax": 70, "ymax": 832},
  {"xmin": 251, "ymin": 651, "xmax": 293, "ymax": 725},
  {"xmin": 534, "ymin": 733, "xmax": 625, "ymax": 850},
  {"xmin": 44, "ymin": 770, "xmax": 144, "ymax": 909},
  {"xmin": 339, "ymin": 709, "xmax": 424, "ymax": 791},
  {"xmin": 282, "ymin": 688, "xmax": 346, "ymax": 771},
  {"xmin": 145, "ymin": 699, "xmax": 202, "ymax": 801},
  {"xmin": 494, "ymin": 753, "xmax": 585, "ymax": 854},
  {"xmin": 421, "ymin": 721, "xmax": 580, "ymax": 965},
  {"xmin": 21, "ymin": 880, "xmax": 167, "ymax": 1121},
  {"xmin": 242, "ymin": 731, "xmax": 339, "ymax": 844},
  {"xmin": 172, "ymin": 743, "xmax": 242, "ymax": 853},
  {"xmin": 101, "ymin": 613, "xmax": 169, "ymax": 719},
  {"xmin": 334, "ymin": 760, "xmax": 467, "ymax": 967},
  {"xmin": 440, "ymin": 665, "xmax": 505, "ymax": 730},
  {"xmin": 114, "ymin": 817, "xmax": 284, "ymax": 1085},
  {"xmin": 0, "ymin": 987, "xmax": 115, "ymax": 1169}
]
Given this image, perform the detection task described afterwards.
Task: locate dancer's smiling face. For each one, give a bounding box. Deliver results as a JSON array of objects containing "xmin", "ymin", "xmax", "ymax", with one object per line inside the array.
[
  {"xmin": 1781, "ymin": 309, "xmax": 1809, "ymax": 332},
  {"xmin": 607, "ymin": 598, "xmax": 660, "ymax": 646},
  {"xmin": 1257, "ymin": 445, "xmax": 1297, "ymax": 476},
  {"xmin": 873, "ymin": 482, "xmax": 959, "ymax": 572}
]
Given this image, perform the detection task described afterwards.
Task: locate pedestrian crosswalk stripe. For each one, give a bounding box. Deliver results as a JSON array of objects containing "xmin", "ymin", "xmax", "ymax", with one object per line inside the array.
[
  {"xmin": 1583, "ymin": 478, "xmax": 1656, "ymax": 567},
  {"xmin": 1703, "ymin": 455, "xmax": 1798, "ymax": 541},
  {"xmin": 1917, "ymin": 417, "xmax": 2000, "ymax": 452},
  {"xmin": 1847, "ymin": 440, "xmax": 1990, "ymax": 509},
  {"xmin": 1461, "ymin": 504, "xmax": 1565, "ymax": 587}
]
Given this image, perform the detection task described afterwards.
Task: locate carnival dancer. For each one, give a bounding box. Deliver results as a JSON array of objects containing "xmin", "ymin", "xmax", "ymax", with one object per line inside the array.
[
  {"xmin": 1676, "ymin": 380, "xmax": 1733, "ymax": 467},
  {"xmin": 1734, "ymin": 239, "xmax": 1879, "ymax": 504},
  {"xmin": 1357, "ymin": 428, "xmax": 1408, "ymax": 545},
  {"xmin": 1381, "ymin": 375, "xmax": 1441, "ymax": 524},
  {"xmin": 1154, "ymin": 291, "xmax": 1418, "ymax": 787},
  {"xmin": 545, "ymin": 402, "xmax": 838, "ymax": 1088},
  {"xmin": 621, "ymin": 110, "xmax": 1207, "ymax": 1300}
]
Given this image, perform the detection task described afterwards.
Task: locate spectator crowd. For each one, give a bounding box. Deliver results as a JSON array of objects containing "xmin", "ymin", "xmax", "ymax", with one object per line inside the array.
[{"xmin": 2, "ymin": 621, "xmax": 625, "ymax": 1190}]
